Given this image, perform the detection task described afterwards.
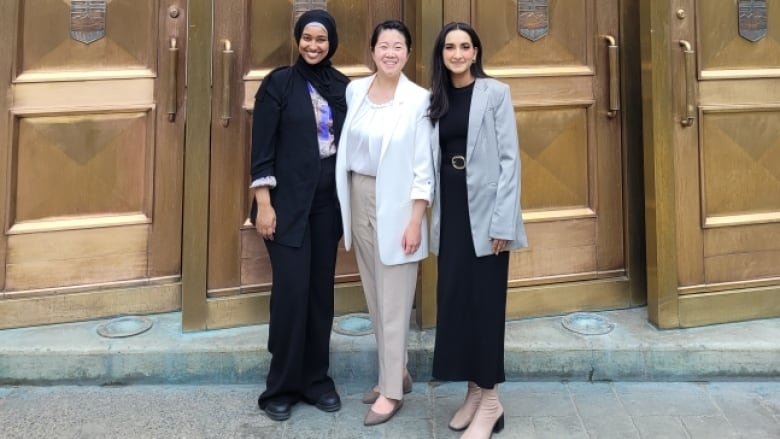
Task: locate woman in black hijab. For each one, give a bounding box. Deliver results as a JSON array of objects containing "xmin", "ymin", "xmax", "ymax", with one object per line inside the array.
[{"xmin": 250, "ymin": 9, "xmax": 349, "ymax": 422}]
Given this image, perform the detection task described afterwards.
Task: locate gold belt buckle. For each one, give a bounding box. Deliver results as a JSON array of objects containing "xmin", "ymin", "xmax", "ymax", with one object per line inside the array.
[{"xmin": 451, "ymin": 155, "xmax": 466, "ymax": 170}]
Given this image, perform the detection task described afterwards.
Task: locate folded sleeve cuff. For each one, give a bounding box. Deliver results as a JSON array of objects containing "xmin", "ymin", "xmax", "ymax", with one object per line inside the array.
[{"xmin": 249, "ymin": 176, "xmax": 277, "ymax": 189}]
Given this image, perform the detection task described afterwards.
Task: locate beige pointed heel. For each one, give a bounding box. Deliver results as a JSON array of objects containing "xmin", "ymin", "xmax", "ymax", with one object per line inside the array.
[
  {"xmin": 364, "ymin": 399, "xmax": 403, "ymax": 426},
  {"xmin": 361, "ymin": 371, "xmax": 413, "ymax": 404}
]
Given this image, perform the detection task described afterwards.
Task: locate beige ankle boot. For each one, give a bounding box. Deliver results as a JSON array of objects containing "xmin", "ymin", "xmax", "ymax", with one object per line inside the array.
[
  {"xmin": 460, "ymin": 386, "xmax": 504, "ymax": 439},
  {"xmin": 449, "ymin": 381, "xmax": 482, "ymax": 431}
]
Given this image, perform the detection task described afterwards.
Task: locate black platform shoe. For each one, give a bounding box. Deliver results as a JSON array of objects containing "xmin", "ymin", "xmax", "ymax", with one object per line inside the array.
[
  {"xmin": 314, "ymin": 390, "xmax": 342, "ymax": 413},
  {"xmin": 260, "ymin": 399, "xmax": 292, "ymax": 421}
]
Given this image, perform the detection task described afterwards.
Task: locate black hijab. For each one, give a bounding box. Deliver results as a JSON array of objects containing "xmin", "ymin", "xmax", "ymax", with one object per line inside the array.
[{"xmin": 293, "ymin": 9, "xmax": 348, "ymax": 142}]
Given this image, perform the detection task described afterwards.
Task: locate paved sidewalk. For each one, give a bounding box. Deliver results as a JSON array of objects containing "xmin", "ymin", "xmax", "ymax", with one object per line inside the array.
[{"xmin": 1, "ymin": 381, "xmax": 778, "ymax": 438}]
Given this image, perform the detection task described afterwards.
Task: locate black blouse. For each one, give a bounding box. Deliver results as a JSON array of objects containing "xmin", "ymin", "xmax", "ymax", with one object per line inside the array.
[{"xmin": 439, "ymin": 81, "xmax": 475, "ymax": 156}]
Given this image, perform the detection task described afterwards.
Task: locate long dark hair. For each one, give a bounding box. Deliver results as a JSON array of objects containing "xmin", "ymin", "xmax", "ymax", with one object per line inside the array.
[{"xmin": 428, "ymin": 22, "xmax": 488, "ymax": 125}]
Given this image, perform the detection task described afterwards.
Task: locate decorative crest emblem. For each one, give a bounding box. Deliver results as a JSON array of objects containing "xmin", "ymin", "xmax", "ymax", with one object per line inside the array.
[
  {"xmin": 70, "ymin": 0, "xmax": 107, "ymax": 44},
  {"xmin": 293, "ymin": 0, "xmax": 329, "ymax": 23},
  {"xmin": 518, "ymin": 0, "xmax": 549, "ymax": 42},
  {"xmin": 738, "ymin": 0, "xmax": 767, "ymax": 42}
]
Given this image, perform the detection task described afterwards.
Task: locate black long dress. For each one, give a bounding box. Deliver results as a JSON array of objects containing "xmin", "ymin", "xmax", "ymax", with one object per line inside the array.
[{"xmin": 432, "ymin": 82, "xmax": 509, "ymax": 389}]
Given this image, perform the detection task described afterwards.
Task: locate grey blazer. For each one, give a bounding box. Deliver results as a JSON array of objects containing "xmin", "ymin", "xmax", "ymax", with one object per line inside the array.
[{"xmin": 430, "ymin": 77, "xmax": 528, "ymax": 257}]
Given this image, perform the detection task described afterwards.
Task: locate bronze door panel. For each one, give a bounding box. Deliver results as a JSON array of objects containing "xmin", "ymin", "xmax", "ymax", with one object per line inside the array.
[
  {"xmin": 6, "ymin": 226, "xmax": 148, "ymax": 292},
  {"xmin": 642, "ymin": 0, "xmax": 780, "ymax": 327},
  {"xmin": 698, "ymin": 0, "xmax": 780, "ymax": 77},
  {"xmin": 18, "ymin": 0, "xmax": 155, "ymax": 78},
  {"xmin": 478, "ymin": 0, "xmax": 589, "ymax": 70},
  {"xmin": 676, "ymin": 0, "xmax": 780, "ymax": 289},
  {"xmin": 0, "ymin": 0, "xmax": 186, "ymax": 325},
  {"xmin": 12, "ymin": 112, "xmax": 151, "ymax": 225}
]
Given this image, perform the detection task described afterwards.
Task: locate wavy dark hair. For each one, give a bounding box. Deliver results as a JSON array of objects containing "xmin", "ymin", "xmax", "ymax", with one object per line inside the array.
[{"xmin": 428, "ymin": 22, "xmax": 488, "ymax": 125}]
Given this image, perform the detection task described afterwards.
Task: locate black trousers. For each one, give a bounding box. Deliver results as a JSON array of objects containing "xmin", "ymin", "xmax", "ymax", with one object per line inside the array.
[{"xmin": 258, "ymin": 156, "xmax": 341, "ymax": 407}]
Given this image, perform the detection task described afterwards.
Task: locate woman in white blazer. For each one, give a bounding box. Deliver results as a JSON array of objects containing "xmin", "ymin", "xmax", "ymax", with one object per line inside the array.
[
  {"xmin": 427, "ymin": 22, "xmax": 527, "ymax": 439},
  {"xmin": 335, "ymin": 20, "xmax": 434, "ymax": 426}
]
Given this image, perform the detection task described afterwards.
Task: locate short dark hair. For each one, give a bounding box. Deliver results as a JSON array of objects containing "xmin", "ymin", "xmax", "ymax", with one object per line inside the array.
[
  {"xmin": 428, "ymin": 22, "xmax": 488, "ymax": 125},
  {"xmin": 370, "ymin": 19, "xmax": 412, "ymax": 52}
]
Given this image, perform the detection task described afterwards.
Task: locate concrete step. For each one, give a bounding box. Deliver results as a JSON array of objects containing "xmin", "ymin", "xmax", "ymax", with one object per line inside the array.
[{"xmin": 1, "ymin": 307, "xmax": 778, "ymax": 385}]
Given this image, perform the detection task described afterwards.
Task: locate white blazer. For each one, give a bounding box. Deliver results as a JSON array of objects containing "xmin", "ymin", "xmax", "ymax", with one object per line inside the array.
[
  {"xmin": 430, "ymin": 77, "xmax": 528, "ymax": 257},
  {"xmin": 336, "ymin": 74, "xmax": 434, "ymax": 265}
]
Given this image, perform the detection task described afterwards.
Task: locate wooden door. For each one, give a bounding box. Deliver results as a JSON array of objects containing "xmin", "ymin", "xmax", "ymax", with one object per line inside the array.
[
  {"xmin": 186, "ymin": 1, "xmax": 415, "ymax": 329},
  {"xmin": 642, "ymin": 0, "xmax": 780, "ymax": 327},
  {"xmin": 0, "ymin": 0, "xmax": 186, "ymax": 328},
  {"xmin": 419, "ymin": 0, "xmax": 639, "ymax": 325}
]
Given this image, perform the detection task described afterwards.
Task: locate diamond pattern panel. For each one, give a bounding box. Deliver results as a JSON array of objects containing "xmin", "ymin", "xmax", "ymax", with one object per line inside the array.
[
  {"xmin": 475, "ymin": 0, "xmax": 589, "ymax": 68},
  {"xmin": 698, "ymin": 0, "xmax": 780, "ymax": 72},
  {"xmin": 14, "ymin": 112, "xmax": 149, "ymax": 223},
  {"xmin": 19, "ymin": 0, "xmax": 154, "ymax": 74},
  {"xmin": 701, "ymin": 110, "xmax": 780, "ymax": 218},
  {"xmin": 519, "ymin": 106, "xmax": 590, "ymax": 210}
]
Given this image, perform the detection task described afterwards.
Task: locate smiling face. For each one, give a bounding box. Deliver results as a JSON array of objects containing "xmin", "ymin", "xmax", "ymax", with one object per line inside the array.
[
  {"xmin": 371, "ymin": 29, "xmax": 409, "ymax": 79},
  {"xmin": 298, "ymin": 25, "xmax": 329, "ymax": 65},
  {"xmin": 442, "ymin": 29, "xmax": 477, "ymax": 84}
]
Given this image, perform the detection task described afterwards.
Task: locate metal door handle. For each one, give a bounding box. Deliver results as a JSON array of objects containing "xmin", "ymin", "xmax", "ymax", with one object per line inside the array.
[
  {"xmin": 679, "ymin": 40, "xmax": 696, "ymax": 127},
  {"xmin": 221, "ymin": 40, "xmax": 234, "ymax": 127},
  {"xmin": 604, "ymin": 35, "xmax": 620, "ymax": 118},
  {"xmin": 167, "ymin": 37, "xmax": 179, "ymax": 122}
]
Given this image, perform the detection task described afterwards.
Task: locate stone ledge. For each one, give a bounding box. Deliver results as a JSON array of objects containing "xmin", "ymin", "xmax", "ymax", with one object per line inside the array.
[{"xmin": 1, "ymin": 308, "xmax": 778, "ymax": 385}]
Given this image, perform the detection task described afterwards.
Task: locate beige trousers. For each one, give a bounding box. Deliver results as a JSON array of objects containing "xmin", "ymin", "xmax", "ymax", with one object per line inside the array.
[{"xmin": 350, "ymin": 173, "xmax": 418, "ymax": 400}]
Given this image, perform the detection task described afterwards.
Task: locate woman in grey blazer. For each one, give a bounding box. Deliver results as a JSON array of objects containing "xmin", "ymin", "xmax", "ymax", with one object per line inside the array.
[{"xmin": 428, "ymin": 22, "xmax": 527, "ymax": 439}]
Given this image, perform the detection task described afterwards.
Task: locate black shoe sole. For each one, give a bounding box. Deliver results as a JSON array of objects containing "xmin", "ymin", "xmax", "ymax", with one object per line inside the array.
[
  {"xmin": 263, "ymin": 408, "xmax": 292, "ymax": 421},
  {"xmin": 315, "ymin": 401, "xmax": 341, "ymax": 412}
]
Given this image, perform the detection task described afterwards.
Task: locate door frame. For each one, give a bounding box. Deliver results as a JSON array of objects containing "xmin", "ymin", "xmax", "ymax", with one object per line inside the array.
[{"xmin": 639, "ymin": 0, "xmax": 780, "ymax": 328}]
